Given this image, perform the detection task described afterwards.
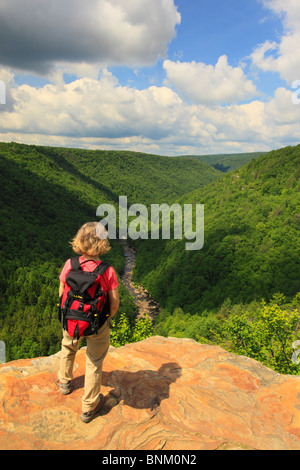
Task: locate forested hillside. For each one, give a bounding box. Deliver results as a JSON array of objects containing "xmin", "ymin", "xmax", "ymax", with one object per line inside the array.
[
  {"xmin": 0, "ymin": 142, "xmax": 221, "ymax": 361},
  {"xmin": 134, "ymin": 145, "xmax": 300, "ymax": 312},
  {"xmin": 52, "ymin": 146, "xmax": 222, "ymax": 207}
]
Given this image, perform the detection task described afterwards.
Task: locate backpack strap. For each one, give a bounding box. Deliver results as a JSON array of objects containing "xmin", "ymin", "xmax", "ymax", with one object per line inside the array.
[
  {"xmin": 94, "ymin": 261, "xmax": 110, "ymax": 276},
  {"xmin": 70, "ymin": 257, "xmax": 82, "ymax": 270},
  {"xmin": 70, "ymin": 257, "xmax": 110, "ymax": 275}
]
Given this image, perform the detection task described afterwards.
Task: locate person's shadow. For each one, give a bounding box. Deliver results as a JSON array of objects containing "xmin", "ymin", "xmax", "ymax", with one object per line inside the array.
[{"xmin": 72, "ymin": 362, "xmax": 181, "ymax": 416}]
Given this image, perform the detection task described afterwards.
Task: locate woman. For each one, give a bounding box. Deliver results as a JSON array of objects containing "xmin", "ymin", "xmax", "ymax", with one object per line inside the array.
[{"xmin": 55, "ymin": 222, "xmax": 119, "ymax": 423}]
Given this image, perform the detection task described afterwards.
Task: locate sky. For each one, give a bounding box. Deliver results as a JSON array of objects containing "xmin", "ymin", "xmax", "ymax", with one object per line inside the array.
[{"xmin": 0, "ymin": 0, "xmax": 299, "ymax": 155}]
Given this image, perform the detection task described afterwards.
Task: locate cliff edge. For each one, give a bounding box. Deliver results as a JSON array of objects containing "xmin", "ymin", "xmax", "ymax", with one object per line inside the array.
[{"xmin": 1, "ymin": 336, "xmax": 300, "ymax": 450}]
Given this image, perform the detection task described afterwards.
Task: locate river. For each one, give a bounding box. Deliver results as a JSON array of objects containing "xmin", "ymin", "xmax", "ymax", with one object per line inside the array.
[{"xmin": 119, "ymin": 240, "xmax": 161, "ymax": 325}]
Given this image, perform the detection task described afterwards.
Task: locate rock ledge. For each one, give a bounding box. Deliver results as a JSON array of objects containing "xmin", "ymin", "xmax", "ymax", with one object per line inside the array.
[{"xmin": 1, "ymin": 336, "xmax": 300, "ymax": 450}]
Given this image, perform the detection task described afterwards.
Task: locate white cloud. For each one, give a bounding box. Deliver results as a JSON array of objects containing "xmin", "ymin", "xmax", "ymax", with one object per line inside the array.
[
  {"xmin": 0, "ymin": 0, "xmax": 181, "ymax": 75},
  {"xmin": 0, "ymin": 70, "xmax": 184, "ymax": 140},
  {"xmin": 0, "ymin": 68, "xmax": 299, "ymax": 156},
  {"xmin": 262, "ymin": 0, "xmax": 300, "ymax": 29},
  {"xmin": 163, "ymin": 56, "xmax": 258, "ymax": 105},
  {"xmin": 251, "ymin": 0, "xmax": 300, "ymax": 84}
]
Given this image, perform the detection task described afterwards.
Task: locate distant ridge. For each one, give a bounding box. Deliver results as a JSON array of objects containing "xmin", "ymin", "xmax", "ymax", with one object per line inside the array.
[{"xmin": 175, "ymin": 151, "xmax": 267, "ymax": 173}]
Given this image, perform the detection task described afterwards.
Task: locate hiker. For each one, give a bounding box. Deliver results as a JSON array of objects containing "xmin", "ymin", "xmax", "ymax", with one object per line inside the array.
[{"xmin": 55, "ymin": 222, "xmax": 119, "ymax": 423}]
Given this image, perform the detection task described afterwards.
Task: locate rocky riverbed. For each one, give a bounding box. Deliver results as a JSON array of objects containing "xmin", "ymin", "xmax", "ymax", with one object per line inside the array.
[{"xmin": 120, "ymin": 241, "xmax": 161, "ymax": 325}]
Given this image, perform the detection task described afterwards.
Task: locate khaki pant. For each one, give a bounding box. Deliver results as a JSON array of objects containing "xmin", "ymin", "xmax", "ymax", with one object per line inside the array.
[{"xmin": 58, "ymin": 320, "xmax": 110, "ymax": 412}]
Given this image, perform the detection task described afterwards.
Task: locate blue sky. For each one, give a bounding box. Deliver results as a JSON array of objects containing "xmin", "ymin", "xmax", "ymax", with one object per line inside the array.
[
  {"xmin": 0, "ymin": 0, "xmax": 299, "ymax": 155},
  {"xmin": 109, "ymin": 0, "xmax": 285, "ymax": 95}
]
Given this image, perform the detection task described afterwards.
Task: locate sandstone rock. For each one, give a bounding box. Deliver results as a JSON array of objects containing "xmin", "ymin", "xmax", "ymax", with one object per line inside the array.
[{"xmin": 1, "ymin": 336, "xmax": 300, "ymax": 450}]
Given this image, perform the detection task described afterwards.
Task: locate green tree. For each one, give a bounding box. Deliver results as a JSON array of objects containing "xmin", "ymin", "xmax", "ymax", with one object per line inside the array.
[
  {"xmin": 226, "ymin": 296, "xmax": 300, "ymax": 374},
  {"xmin": 110, "ymin": 313, "xmax": 153, "ymax": 347}
]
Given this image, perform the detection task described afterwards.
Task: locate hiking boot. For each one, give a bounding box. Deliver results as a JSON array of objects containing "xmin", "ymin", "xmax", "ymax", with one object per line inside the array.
[
  {"xmin": 55, "ymin": 378, "xmax": 72, "ymax": 395},
  {"xmin": 81, "ymin": 394, "xmax": 104, "ymax": 423}
]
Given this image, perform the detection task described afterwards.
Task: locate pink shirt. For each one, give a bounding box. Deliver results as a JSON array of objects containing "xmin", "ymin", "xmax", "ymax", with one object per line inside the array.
[{"xmin": 59, "ymin": 256, "xmax": 119, "ymax": 292}]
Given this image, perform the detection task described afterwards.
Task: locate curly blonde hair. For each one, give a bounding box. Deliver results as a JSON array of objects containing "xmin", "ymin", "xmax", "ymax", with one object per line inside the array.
[{"xmin": 71, "ymin": 222, "xmax": 111, "ymax": 256}]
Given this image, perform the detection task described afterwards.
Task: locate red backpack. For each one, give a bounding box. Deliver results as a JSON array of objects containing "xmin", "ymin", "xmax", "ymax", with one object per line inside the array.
[{"xmin": 59, "ymin": 257, "xmax": 110, "ymax": 341}]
